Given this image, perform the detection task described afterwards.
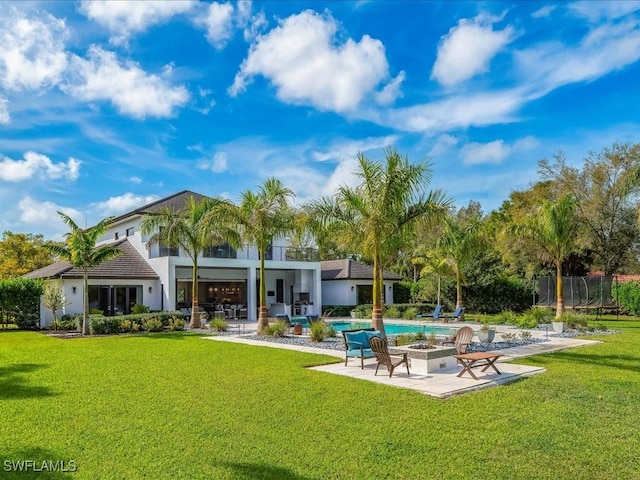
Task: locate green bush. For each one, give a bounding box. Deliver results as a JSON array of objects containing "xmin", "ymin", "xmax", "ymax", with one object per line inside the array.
[
  {"xmin": 309, "ymin": 321, "xmax": 327, "ymax": 342},
  {"xmin": 392, "ymin": 281, "xmax": 412, "ymax": 303},
  {"xmin": 559, "ymin": 312, "xmax": 588, "ymax": 329},
  {"xmin": 89, "ymin": 308, "xmax": 104, "ymax": 315},
  {"xmin": 384, "ymin": 306, "xmax": 401, "ymax": 319},
  {"xmin": 168, "ymin": 317, "xmax": 185, "ymax": 331},
  {"xmin": 210, "ymin": 318, "xmax": 228, "ymax": 332},
  {"xmin": 353, "ymin": 304, "xmax": 372, "ymax": 319},
  {"xmin": 142, "ymin": 317, "xmax": 164, "ymax": 332},
  {"xmin": 325, "ymin": 324, "xmax": 337, "ymax": 338},
  {"xmin": 131, "ymin": 304, "xmax": 150, "ymax": 314},
  {"xmin": 612, "ymin": 281, "xmax": 640, "ymax": 315},
  {"xmin": 90, "ymin": 316, "xmax": 121, "ymax": 335},
  {"xmin": 395, "ymin": 333, "xmax": 416, "ymax": 346},
  {"xmin": 0, "ymin": 278, "xmax": 43, "ymax": 329},
  {"xmin": 119, "ymin": 319, "xmax": 140, "ymax": 333},
  {"xmin": 54, "ymin": 316, "xmax": 79, "ymax": 331},
  {"xmin": 263, "ymin": 320, "xmax": 287, "ymax": 337},
  {"xmin": 403, "ymin": 306, "xmax": 418, "ymax": 320},
  {"xmin": 494, "ymin": 311, "xmax": 518, "ymax": 325}
]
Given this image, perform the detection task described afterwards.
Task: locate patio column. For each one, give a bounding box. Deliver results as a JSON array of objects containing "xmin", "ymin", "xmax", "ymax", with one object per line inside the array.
[{"xmin": 247, "ymin": 266, "xmax": 257, "ymax": 322}]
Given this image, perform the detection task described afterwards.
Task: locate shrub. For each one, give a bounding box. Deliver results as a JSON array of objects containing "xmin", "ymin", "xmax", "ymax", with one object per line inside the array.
[
  {"xmin": 90, "ymin": 316, "xmax": 120, "ymax": 335},
  {"xmin": 168, "ymin": 317, "xmax": 185, "ymax": 331},
  {"xmin": 393, "ymin": 281, "xmax": 412, "ymax": 303},
  {"xmin": 309, "ymin": 321, "xmax": 327, "ymax": 342},
  {"xmin": 210, "ymin": 318, "xmax": 228, "ymax": 332},
  {"xmin": 494, "ymin": 311, "xmax": 518, "ymax": 325},
  {"xmin": 263, "ymin": 320, "xmax": 287, "ymax": 337},
  {"xmin": 142, "ymin": 317, "xmax": 164, "ymax": 332},
  {"xmin": 395, "ymin": 333, "xmax": 415, "ymax": 346},
  {"xmin": 119, "ymin": 319, "xmax": 140, "ymax": 333},
  {"xmin": 89, "ymin": 308, "xmax": 104, "ymax": 315},
  {"xmin": 325, "ymin": 324, "xmax": 337, "ymax": 338},
  {"xmin": 403, "ymin": 307, "xmax": 418, "ymax": 320},
  {"xmin": 353, "ymin": 304, "xmax": 372, "ymax": 319},
  {"xmin": 54, "ymin": 315, "xmax": 79, "ymax": 331},
  {"xmin": 612, "ymin": 280, "xmax": 640, "ymax": 315},
  {"xmin": 131, "ymin": 304, "xmax": 150, "ymax": 314},
  {"xmin": 0, "ymin": 278, "xmax": 43, "ymax": 329},
  {"xmin": 560, "ymin": 312, "xmax": 588, "ymax": 329},
  {"xmin": 500, "ymin": 332, "xmax": 517, "ymax": 342},
  {"xmin": 384, "ymin": 306, "xmax": 401, "ymax": 319},
  {"xmin": 519, "ymin": 330, "xmax": 532, "ymax": 341}
]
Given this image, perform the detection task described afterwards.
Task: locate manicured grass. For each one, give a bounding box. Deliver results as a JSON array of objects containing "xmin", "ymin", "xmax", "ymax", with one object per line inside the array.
[{"xmin": 1, "ymin": 323, "xmax": 640, "ymax": 479}]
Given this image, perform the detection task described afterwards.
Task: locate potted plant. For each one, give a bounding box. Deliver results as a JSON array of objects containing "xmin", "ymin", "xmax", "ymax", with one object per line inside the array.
[{"xmin": 477, "ymin": 320, "xmax": 495, "ymax": 343}]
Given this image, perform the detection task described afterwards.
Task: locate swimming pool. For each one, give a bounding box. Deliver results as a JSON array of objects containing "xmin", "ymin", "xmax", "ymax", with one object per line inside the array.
[{"xmin": 329, "ymin": 321, "xmax": 456, "ymax": 336}]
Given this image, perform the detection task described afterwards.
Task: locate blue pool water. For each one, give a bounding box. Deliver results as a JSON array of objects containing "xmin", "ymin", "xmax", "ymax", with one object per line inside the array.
[{"xmin": 329, "ymin": 321, "xmax": 455, "ymax": 336}]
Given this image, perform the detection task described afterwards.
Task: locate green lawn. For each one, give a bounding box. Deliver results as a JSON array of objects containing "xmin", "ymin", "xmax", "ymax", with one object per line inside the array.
[{"xmin": 1, "ymin": 322, "xmax": 639, "ymax": 480}]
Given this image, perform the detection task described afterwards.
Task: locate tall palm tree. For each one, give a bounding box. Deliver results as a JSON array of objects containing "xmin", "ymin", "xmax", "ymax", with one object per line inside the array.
[
  {"xmin": 437, "ymin": 213, "xmax": 484, "ymax": 314},
  {"xmin": 307, "ymin": 148, "xmax": 450, "ymax": 335},
  {"xmin": 141, "ymin": 196, "xmax": 239, "ymax": 328},
  {"xmin": 45, "ymin": 213, "xmax": 122, "ymax": 335},
  {"xmin": 414, "ymin": 248, "xmax": 454, "ymax": 306},
  {"xmin": 512, "ymin": 194, "xmax": 579, "ymax": 318},
  {"xmin": 228, "ymin": 178, "xmax": 296, "ymax": 334}
]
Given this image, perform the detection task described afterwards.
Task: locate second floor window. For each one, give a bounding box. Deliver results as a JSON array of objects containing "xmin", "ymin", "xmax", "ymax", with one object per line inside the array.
[
  {"xmin": 159, "ymin": 244, "xmax": 179, "ymax": 257},
  {"xmin": 204, "ymin": 243, "xmax": 237, "ymax": 259}
]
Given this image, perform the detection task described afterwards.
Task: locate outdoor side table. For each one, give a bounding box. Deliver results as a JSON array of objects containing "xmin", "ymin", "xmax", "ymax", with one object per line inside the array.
[{"xmin": 455, "ymin": 352, "xmax": 503, "ymax": 380}]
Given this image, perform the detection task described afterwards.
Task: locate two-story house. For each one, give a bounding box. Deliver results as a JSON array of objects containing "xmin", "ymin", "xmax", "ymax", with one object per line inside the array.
[{"xmin": 26, "ymin": 191, "xmax": 322, "ymax": 327}]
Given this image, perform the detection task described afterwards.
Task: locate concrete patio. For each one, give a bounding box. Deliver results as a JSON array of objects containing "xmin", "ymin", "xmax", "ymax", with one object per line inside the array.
[{"xmin": 204, "ymin": 320, "xmax": 601, "ymax": 398}]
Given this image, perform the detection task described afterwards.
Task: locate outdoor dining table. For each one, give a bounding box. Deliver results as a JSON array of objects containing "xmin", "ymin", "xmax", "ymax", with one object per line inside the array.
[{"xmin": 454, "ymin": 352, "xmax": 503, "ymax": 380}]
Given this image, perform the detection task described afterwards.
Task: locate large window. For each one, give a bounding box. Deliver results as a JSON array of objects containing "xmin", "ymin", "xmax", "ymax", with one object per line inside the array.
[
  {"xmin": 203, "ymin": 243, "xmax": 236, "ymax": 259},
  {"xmin": 356, "ymin": 285, "xmax": 387, "ymax": 305},
  {"xmin": 159, "ymin": 244, "xmax": 179, "ymax": 257}
]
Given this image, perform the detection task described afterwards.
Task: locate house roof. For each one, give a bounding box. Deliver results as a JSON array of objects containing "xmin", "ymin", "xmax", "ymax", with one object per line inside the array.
[
  {"xmin": 111, "ymin": 190, "xmax": 209, "ymax": 225},
  {"xmin": 23, "ymin": 239, "xmax": 159, "ymax": 280},
  {"xmin": 321, "ymin": 259, "xmax": 403, "ymax": 281}
]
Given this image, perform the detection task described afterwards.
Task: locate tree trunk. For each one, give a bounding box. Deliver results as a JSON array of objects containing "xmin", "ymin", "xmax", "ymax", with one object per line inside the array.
[
  {"xmin": 257, "ymin": 245, "xmax": 268, "ymax": 334},
  {"xmin": 83, "ymin": 268, "xmax": 89, "ymax": 335},
  {"xmin": 456, "ymin": 269, "xmax": 464, "ymax": 321},
  {"xmin": 371, "ymin": 252, "xmax": 386, "ymax": 337},
  {"xmin": 190, "ymin": 259, "xmax": 201, "ymax": 328},
  {"xmin": 555, "ymin": 262, "xmax": 564, "ymax": 319},
  {"xmin": 436, "ymin": 275, "xmax": 441, "ymax": 306}
]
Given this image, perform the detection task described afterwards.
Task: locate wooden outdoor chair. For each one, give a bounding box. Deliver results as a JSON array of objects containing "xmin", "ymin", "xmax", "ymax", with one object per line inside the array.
[
  {"xmin": 443, "ymin": 326, "xmax": 474, "ymax": 355},
  {"xmin": 368, "ymin": 336, "xmax": 410, "ymax": 377}
]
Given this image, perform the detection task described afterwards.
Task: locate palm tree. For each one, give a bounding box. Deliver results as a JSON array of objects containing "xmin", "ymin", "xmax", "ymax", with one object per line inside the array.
[
  {"xmin": 228, "ymin": 178, "xmax": 296, "ymax": 334},
  {"xmin": 414, "ymin": 248, "xmax": 454, "ymax": 306},
  {"xmin": 307, "ymin": 148, "xmax": 450, "ymax": 335},
  {"xmin": 45, "ymin": 213, "xmax": 122, "ymax": 335},
  {"xmin": 437, "ymin": 213, "xmax": 484, "ymax": 314},
  {"xmin": 141, "ymin": 196, "xmax": 239, "ymax": 328},
  {"xmin": 512, "ymin": 194, "xmax": 579, "ymax": 318}
]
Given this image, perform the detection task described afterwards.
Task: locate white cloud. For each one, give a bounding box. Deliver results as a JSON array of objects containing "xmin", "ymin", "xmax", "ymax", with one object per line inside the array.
[
  {"xmin": 19, "ymin": 196, "xmax": 80, "ymax": 225},
  {"xmin": 515, "ymin": 20, "xmax": 640, "ymax": 94},
  {"xmin": 374, "ymin": 71, "xmax": 405, "ymax": 105},
  {"xmin": 531, "ymin": 5, "xmax": 557, "ymax": 18},
  {"xmin": 0, "ymin": 8, "xmax": 69, "ymax": 91},
  {"xmin": 431, "ymin": 13, "xmax": 515, "ymax": 87},
  {"xmin": 229, "ymin": 10, "xmax": 396, "ymax": 112},
  {"xmin": 197, "ymin": 152, "xmax": 228, "ymax": 173},
  {"xmin": 311, "ymin": 135, "xmax": 399, "ymax": 162},
  {"xmin": 459, "ymin": 136, "xmax": 537, "ymax": 165},
  {"xmin": 64, "ymin": 46, "xmax": 189, "ymax": 119},
  {"xmin": 79, "ymin": 0, "xmax": 196, "ymax": 45},
  {"xmin": 568, "ymin": 1, "xmax": 640, "ymax": 22},
  {"xmin": 0, "ymin": 96, "xmax": 9, "ymax": 124},
  {"xmin": 199, "ymin": 2, "xmax": 234, "ymax": 48},
  {"xmin": 129, "ymin": 176, "xmax": 142, "ymax": 184},
  {"xmin": 0, "ymin": 151, "xmax": 80, "ymax": 182},
  {"xmin": 428, "ymin": 134, "xmax": 459, "ymax": 157},
  {"xmin": 90, "ymin": 192, "xmax": 160, "ymax": 216}
]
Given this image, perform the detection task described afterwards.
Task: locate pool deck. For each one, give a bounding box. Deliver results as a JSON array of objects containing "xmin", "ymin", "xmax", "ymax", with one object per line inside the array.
[{"xmin": 204, "ymin": 319, "xmax": 601, "ymax": 398}]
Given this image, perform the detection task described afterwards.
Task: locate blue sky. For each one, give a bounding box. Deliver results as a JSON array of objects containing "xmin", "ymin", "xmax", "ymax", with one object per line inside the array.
[{"xmin": 1, "ymin": 1, "xmax": 640, "ymax": 239}]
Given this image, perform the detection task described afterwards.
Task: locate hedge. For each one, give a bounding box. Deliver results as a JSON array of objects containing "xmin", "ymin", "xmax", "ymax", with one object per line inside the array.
[
  {"xmin": 612, "ymin": 281, "xmax": 640, "ymax": 316},
  {"xmin": 0, "ymin": 278, "xmax": 43, "ymax": 329}
]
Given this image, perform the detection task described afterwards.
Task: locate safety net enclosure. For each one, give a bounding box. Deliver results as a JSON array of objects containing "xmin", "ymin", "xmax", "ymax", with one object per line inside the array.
[{"xmin": 536, "ymin": 276, "xmax": 615, "ymax": 308}]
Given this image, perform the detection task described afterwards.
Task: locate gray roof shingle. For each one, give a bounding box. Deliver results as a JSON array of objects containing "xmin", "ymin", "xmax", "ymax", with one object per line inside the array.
[
  {"xmin": 111, "ymin": 190, "xmax": 209, "ymax": 224},
  {"xmin": 23, "ymin": 239, "xmax": 158, "ymax": 280},
  {"xmin": 321, "ymin": 259, "xmax": 403, "ymax": 281}
]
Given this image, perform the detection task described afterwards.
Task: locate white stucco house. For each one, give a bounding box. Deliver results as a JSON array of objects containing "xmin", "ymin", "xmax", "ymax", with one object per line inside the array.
[
  {"xmin": 321, "ymin": 259, "xmax": 402, "ymax": 306},
  {"xmin": 25, "ymin": 191, "xmax": 323, "ymax": 327}
]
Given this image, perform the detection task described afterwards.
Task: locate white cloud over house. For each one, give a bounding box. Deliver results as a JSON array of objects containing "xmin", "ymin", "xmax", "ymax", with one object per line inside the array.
[
  {"xmin": 229, "ymin": 10, "xmax": 403, "ymax": 112},
  {"xmin": 79, "ymin": 0, "xmax": 196, "ymax": 45},
  {"xmin": 18, "ymin": 196, "xmax": 81, "ymax": 225},
  {"xmin": 0, "ymin": 151, "xmax": 80, "ymax": 182},
  {"xmin": 431, "ymin": 13, "xmax": 515, "ymax": 87},
  {"xmin": 197, "ymin": 152, "xmax": 229, "ymax": 173},
  {"xmin": 63, "ymin": 46, "xmax": 189, "ymax": 119},
  {"xmin": 90, "ymin": 192, "xmax": 160, "ymax": 216}
]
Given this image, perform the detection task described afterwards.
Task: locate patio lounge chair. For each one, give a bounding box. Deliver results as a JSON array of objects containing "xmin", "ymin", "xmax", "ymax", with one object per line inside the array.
[
  {"xmin": 443, "ymin": 326, "xmax": 474, "ymax": 355},
  {"xmin": 368, "ymin": 336, "xmax": 410, "ymax": 377},
  {"xmin": 342, "ymin": 328, "xmax": 380, "ymax": 368},
  {"xmin": 417, "ymin": 305, "xmax": 443, "ymax": 319},
  {"xmin": 441, "ymin": 306, "xmax": 464, "ymax": 322}
]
